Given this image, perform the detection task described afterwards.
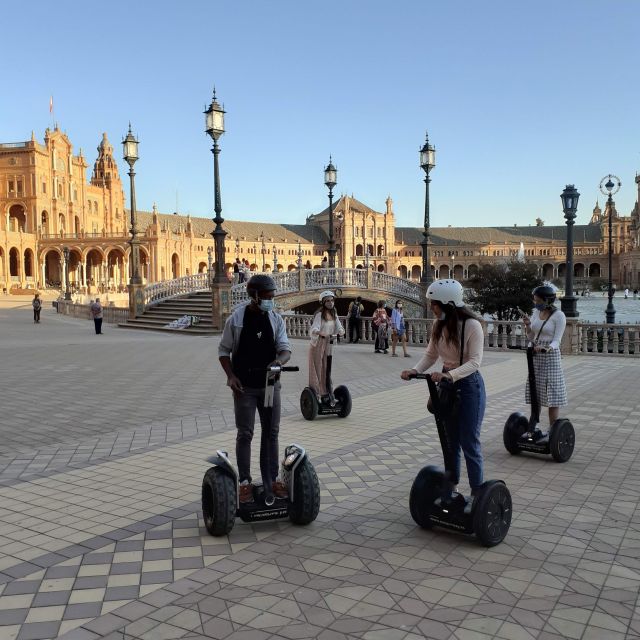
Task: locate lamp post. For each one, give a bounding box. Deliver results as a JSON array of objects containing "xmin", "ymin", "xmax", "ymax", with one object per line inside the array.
[
  {"xmin": 560, "ymin": 184, "xmax": 580, "ymax": 318},
  {"xmin": 235, "ymin": 238, "xmax": 240, "ymax": 261},
  {"xmin": 324, "ymin": 157, "xmax": 338, "ymax": 268},
  {"xmin": 419, "ymin": 132, "xmax": 436, "ymax": 284},
  {"xmin": 62, "ymin": 246, "xmax": 71, "ymax": 300},
  {"xmin": 600, "ymin": 175, "xmax": 621, "ymax": 323},
  {"xmin": 260, "ymin": 231, "xmax": 266, "ymax": 272},
  {"xmin": 204, "ymin": 90, "xmax": 227, "ymax": 284},
  {"xmin": 122, "ymin": 125, "xmax": 141, "ymax": 285},
  {"xmin": 272, "ymin": 244, "xmax": 278, "ymax": 273}
]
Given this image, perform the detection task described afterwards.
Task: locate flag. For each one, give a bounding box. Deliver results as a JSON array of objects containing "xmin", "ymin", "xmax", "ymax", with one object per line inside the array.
[{"xmin": 49, "ymin": 96, "xmax": 53, "ymax": 114}]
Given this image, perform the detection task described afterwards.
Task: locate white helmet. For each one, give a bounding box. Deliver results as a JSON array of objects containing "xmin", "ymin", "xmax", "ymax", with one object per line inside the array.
[
  {"xmin": 426, "ymin": 279, "xmax": 465, "ymax": 307},
  {"xmin": 319, "ymin": 290, "xmax": 335, "ymax": 303}
]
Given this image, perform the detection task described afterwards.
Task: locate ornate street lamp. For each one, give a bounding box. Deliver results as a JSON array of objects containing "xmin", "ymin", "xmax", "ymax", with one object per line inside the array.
[
  {"xmin": 235, "ymin": 237, "xmax": 240, "ymax": 261},
  {"xmin": 599, "ymin": 175, "xmax": 621, "ymax": 323},
  {"xmin": 272, "ymin": 244, "xmax": 278, "ymax": 273},
  {"xmin": 419, "ymin": 133, "xmax": 436, "ymax": 284},
  {"xmin": 560, "ymin": 184, "xmax": 580, "ymax": 318},
  {"xmin": 204, "ymin": 89, "xmax": 227, "ymax": 283},
  {"xmin": 324, "ymin": 157, "xmax": 338, "ymax": 268},
  {"xmin": 122, "ymin": 124, "xmax": 141, "ymax": 285},
  {"xmin": 260, "ymin": 231, "xmax": 266, "ymax": 272},
  {"xmin": 62, "ymin": 246, "xmax": 71, "ymax": 300}
]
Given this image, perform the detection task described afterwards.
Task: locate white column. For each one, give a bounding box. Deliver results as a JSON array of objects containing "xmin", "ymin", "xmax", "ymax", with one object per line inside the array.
[{"xmin": 41, "ymin": 260, "xmax": 46, "ymax": 287}]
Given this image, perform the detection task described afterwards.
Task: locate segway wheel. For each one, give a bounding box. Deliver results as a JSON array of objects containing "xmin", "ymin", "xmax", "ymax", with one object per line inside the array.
[
  {"xmin": 549, "ymin": 418, "xmax": 575, "ymax": 463},
  {"xmin": 409, "ymin": 466, "xmax": 444, "ymax": 529},
  {"xmin": 503, "ymin": 412, "xmax": 528, "ymax": 455},
  {"xmin": 288, "ymin": 458, "xmax": 321, "ymax": 525},
  {"xmin": 334, "ymin": 385, "xmax": 352, "ymax": 418},
  {"xmin": 472, "ymin": 481, "xmax": 512, "ymax": 547},
  {"xmin": 300, "ymin": 388, "xmax": 319, "ymax": 421},
  {"xmin": 202, "ymin": 467, "xmax": 236, "ymax": 536}
]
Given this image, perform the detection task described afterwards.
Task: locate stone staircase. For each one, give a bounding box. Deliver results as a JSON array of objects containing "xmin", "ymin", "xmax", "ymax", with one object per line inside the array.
[{"xmin": 118, "ymin": 291, "xmax": 217, "ymax": 335}]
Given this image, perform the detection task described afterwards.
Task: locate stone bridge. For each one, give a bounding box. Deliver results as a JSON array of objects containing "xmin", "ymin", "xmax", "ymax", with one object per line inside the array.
[{"xmin": 142, "ymin": 268, "xmax": 427, "ymax": 317}]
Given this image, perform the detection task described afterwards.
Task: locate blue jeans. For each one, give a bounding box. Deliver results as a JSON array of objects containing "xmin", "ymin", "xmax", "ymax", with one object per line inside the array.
[
  {"xmin": 441, "ymin": 371, "xmax": 485, "ymax": 490},
  {"xmin": 233, "ymin": 384, "xmax": 280, "ymax": 484}
]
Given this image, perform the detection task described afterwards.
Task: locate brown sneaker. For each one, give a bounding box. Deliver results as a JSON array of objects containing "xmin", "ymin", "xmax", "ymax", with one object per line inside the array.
[
  {"xmin": 272, "ymin": 480, "xmax": 288, "ymax": 499},
  {"xmin": 239, "ymin": 483, "xmax": 254, "ymax": 503}
]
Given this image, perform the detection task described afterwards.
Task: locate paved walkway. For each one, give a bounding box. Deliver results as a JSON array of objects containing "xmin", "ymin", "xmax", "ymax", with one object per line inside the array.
[{"xmin": 0, "ymin": 304, "xmax": 639, "ymax": 640}]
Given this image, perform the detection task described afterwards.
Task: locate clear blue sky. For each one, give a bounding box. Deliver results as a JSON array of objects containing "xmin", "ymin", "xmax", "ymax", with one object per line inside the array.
[{"xmin": 2, "ymin": 0, "xmax": 639, "ymax": 229}]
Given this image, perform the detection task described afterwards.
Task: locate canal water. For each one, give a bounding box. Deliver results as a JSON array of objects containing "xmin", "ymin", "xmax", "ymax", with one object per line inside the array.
[{"xmin": 572, "ymin": 294, "xmax": 640, "ymax": 323}]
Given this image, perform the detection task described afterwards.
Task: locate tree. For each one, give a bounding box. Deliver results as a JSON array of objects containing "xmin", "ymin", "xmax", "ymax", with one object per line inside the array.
[{"xmin": 465, "ymin": 260, "xmax": 542, "ymax": 321}]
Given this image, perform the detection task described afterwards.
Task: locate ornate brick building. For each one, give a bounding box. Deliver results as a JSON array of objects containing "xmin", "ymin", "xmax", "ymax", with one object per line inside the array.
[{"xmin": 2, "ymin": 128, "xmax": 639, "ymax": 294}]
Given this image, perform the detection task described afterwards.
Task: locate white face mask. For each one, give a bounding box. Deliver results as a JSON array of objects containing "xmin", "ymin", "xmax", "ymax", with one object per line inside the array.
[
  {"xmin": 397, "ymin": 305, "xmax": 403, "ymax": 310},
  {"xmin": 439, "ymin": 311, "xmax": 446, "ymax": 322}
]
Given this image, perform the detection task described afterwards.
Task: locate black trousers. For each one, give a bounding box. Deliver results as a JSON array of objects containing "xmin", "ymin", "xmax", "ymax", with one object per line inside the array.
[
  {"xmin": 348, "ymin": 319, "xmax": 361, "ymax": 342},
  {"xmin": 33, "ymin": 309, "xmax": 41, "ymax": 323},
  {"xmin": 94, "ymin": 318, "xmax": 103, "ymax": 334}
]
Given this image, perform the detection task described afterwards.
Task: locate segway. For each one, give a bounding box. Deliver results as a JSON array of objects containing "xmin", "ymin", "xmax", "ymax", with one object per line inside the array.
[
  {"xmin": 300, "ymin": 334, "xmax": 352, "ymax": 420},
  {"xmin": 201, "ymin": 365, "xmax": 321, "ymax": 536},
  {"xmin": 408, "ymin": 373, "xmax": 512, "ymax": 547},
  {"xmin": 503, "ymin": 346, "xmax": 575, "ymax": 462}
]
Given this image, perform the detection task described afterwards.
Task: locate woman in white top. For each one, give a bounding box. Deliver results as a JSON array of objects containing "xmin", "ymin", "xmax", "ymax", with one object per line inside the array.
[
  {"xmin": 401, "ymin": 279, "xmax": 486, "ymax": 499},
  {"xmin": 309, "ymin": 290, "xmax": 345, "ymax": 401},
  {"xmin": 522, "ymin": 285, "xmax": 567, "ymax": 426}
]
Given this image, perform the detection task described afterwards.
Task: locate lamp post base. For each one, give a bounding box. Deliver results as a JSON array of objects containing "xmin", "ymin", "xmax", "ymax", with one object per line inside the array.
[
  {"xmin": 64, "ymin": 292, "xmax": 72, "ymax": 301},
  {"xmin": 211, "ymin": 281, "xmax": 232, "ymax": 331},
  {"xmin": 128, "ymin": 282, "xmax": 145, "ymax": 319},
  {"xmin": 560, "ymin": 296, "xmax": 579, "ymax": 318},
  {"xmin": 605, "ymin": 303, "xmax": 616, "ymax": 324}
]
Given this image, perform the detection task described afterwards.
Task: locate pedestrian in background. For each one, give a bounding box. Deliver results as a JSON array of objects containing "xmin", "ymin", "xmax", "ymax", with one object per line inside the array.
[
  {"xmin": 32, "ymin": 293, "xmax": 42, "ymax": 324},
  {"xmin": 347, "ymin": 296, "xmax": 363, "ymax": 343},
  {"xmin": 90, "ymin": 298, "xmax": 103, "ymax": 335},
  {"xmin": 390, "ymin": 299, "xmax": 410, "ymax": 357},
  {"xmin": 373, "ymin": 300, "xmax": 389, "ymax": 354}
]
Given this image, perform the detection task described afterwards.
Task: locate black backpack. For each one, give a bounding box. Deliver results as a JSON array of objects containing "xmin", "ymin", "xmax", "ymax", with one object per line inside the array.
[{"xmin": 349, "ymin": 302, "xmax": 361, "ymax": 319}]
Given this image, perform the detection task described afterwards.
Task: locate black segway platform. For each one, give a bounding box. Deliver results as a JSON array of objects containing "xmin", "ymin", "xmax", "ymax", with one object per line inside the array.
[
  {"xmin": 408, "ymin": 373, "xmax": 512, "ymax": 547},
  {"xmin": 201, "ymin": 365, "xmax": 321, "ymax": 536},
  {"xmin": 301, "ymin": 335, "xmax": 352, "ymax": 420},
  {"xmin": 503, "ymin": 346, "xmax": 575, "ymax": 462}
]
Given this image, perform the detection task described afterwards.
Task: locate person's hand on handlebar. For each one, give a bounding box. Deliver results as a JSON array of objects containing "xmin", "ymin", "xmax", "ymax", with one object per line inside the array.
[
  {"xmin": 430, "ymin": 371, "xmax": 452, "ymax": 383},
  {"xmin": 400, "ymin": 368, "xmax": 417, "ymax": 380}
]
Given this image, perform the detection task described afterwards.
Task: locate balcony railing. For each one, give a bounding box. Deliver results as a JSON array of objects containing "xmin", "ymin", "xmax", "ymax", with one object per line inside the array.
[{"xmin": 143, "ymin": 273, "xmax": 210, "ymax": 307}]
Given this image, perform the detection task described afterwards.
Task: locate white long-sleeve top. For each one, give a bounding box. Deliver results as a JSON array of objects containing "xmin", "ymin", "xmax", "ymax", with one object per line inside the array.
[
  {"xmin": 412, "ymin": 318, "xmax": 484, "ymax": 383},
  {"xmin": 310, "ymin": 313, "xmax": 345, "ymax": 347},
  {"xmin": 526, "ymin": 308, "xmax": 566, "ymax": 350}
]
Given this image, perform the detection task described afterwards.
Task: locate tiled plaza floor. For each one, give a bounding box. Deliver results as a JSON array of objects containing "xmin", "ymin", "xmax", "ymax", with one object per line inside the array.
[{"xmin": 1, "ymin": 303, "xmax": 639, "ymax": 639}]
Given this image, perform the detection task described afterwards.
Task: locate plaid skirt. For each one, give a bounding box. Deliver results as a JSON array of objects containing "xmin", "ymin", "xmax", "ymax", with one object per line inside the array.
[{"xmin": 525, "ymin": 349, "xmax": 567, "ymax": 408}]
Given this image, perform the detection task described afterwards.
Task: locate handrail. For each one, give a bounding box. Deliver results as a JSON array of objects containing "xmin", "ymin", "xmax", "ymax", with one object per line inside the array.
[{"xmin": 143, "ymin": 273, "xmax": 210, "ymax": 307}]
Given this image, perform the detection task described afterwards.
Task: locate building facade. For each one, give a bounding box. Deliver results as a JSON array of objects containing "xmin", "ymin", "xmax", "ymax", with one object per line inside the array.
[{"xmin": 2, "ymin": 128, "xmax": 640, "ymax": 294}]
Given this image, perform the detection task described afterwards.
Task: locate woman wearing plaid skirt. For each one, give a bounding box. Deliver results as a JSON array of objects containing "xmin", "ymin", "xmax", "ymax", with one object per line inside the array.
[{"xmin": 522, "ymin": 285, "xmax": 567, "ymax": 426}]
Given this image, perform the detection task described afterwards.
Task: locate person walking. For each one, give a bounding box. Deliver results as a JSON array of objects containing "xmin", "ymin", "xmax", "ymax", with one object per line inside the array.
[
  {"xmin": 347, "ymin": 296, "xmax": 363, "ymax": 343},
  {"xmin": 32, "ymin": 293, "xmax": 42, "ymax": 324},
  {"xmin": 390, "ymin": 299, "xmax": 410, "ymax": 357},
  {"xmin": 401, "ymin": 279, "xmax": 486, "ymax": 509},
  {"xmin": 372, "ymin": 300, "xmax": 389, "ymax": 354},
  {"xmin": 308, "ymin": 291, "xmax": 345, "ymax": 402},
  {"xmin": 90, "ymin": 297, "xmax": 103, "ymax": 334},
  {"xmin": 521, "ymin": 284, "xmax": 567, "ymax": 428}
]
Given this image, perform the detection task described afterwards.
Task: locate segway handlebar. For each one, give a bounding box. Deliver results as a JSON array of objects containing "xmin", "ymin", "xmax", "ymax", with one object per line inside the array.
[{"xmin": 407, "ymin": 372, "xmax": 430, "ymax": 380}]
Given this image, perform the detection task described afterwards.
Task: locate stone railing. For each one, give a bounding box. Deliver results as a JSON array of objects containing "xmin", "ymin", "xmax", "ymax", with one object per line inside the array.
[
  {"xmin": 371, "ymin": 271, "xmax": 424, "ymax": 302},
  {"xmin": 143, "ymin": 273, "xmax": 210, "ymax": 307},
  {"xmin": 576, "ymin": 322, "xmax": 640, "ymax": 356},
  {"xmin": 285, "ymin": 315, "xmax": 433, "ymax": 345},
  {"xmin": 304, "ymin": 268, "xmax": 367, "ymax": 290},
  {"xmin": 55, "ymin": 300, "xmax": 130, "ymax": 324}
]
